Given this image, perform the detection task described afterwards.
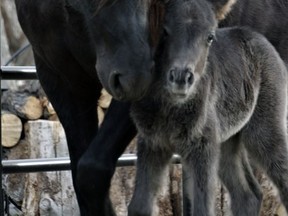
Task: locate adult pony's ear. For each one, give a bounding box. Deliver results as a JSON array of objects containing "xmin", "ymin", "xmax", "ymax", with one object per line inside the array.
[
  {"xmin": 208, "ymin": 0, "xmax": 237, "ymax": 21},
  {"xmin": 159, "ymin": 0, "xmax": 170, "ymax": 4}
]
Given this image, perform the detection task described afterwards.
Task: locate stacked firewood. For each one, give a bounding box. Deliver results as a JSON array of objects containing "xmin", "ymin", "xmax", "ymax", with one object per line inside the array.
[
  {"xmin": 1, "ymin": 81, "xmax": 56, "ymax": 149},
  {"xmin": 1, "ymin": 81, "xmax": 77, "ymax": 215}
]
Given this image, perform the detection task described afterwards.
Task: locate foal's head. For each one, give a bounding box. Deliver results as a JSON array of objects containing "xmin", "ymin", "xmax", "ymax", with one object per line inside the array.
[
  {"xmin": 93, "ymin": 0, "xmax": 164, "ymax": 101},
  {"xmin": 158, "ymin": 0, "xmax": 235, "ymax": 103}
]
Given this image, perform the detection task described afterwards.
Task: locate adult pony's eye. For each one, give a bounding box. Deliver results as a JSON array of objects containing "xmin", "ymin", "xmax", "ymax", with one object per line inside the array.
[
  {"xmin": 163, "ymin": 26, "xmax": 171, "ymax": 37},
  {"xmin": 207, "ymin": 32, "xmax": 215, "ymax": 45}
]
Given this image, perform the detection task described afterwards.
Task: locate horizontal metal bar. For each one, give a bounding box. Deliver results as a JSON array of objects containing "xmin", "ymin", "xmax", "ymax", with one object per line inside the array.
[
  {"xmin": 2, "ymin": 154, "xmax": 181, "ymax": 174},
  {"xmin": 1, "ymin": 66, "xmax": 37, "ymax": 80},
  {"xmin": 1, "ymin": 66, "xmax": 36, "ymax": 73},
  {"xmin": 2, "ymin": 157, "xmax": 70, "ymax": 174}
]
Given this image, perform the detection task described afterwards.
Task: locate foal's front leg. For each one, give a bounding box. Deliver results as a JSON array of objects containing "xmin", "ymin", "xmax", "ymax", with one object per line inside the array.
[
  {"xmin": 128, "ymin": 137, "xmax": 173, "ymax": 216},
  {"xmin": 181, "ymin": 138, "xmax": 219, "ymax": 216}
]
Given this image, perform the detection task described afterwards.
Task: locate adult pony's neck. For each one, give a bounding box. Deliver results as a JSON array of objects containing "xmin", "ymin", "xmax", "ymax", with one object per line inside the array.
[{"xmin": 148, "ymin": 0, "xmax": 166, "ymax": 48}]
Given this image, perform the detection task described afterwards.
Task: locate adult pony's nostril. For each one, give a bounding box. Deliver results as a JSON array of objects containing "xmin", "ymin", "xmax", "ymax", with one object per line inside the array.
[
  {"xmin": 109, "ymin": 71, "xmax": 123, "ymax": 99},
  {"xmin": 110, "ymin": 71, "xmax": 121, "ymax": 89}
]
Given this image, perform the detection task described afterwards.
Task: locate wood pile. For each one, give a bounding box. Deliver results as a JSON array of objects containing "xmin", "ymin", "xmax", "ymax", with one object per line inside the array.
[
  {"xmin": 1, "ymin": 81, "xmax": 287, "ymax": 216},
  {"xmin": 1, "ymin": 81, "xmax": 56, "ymax": 149},
  {"xmin": 1, "ymin": 81, "xmax": 79, "ymax": 215}
]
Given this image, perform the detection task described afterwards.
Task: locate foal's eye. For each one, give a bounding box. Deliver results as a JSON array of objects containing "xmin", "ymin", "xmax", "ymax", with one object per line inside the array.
[{"xmin": 207, "ymin": 33, "xmax": 215, "ymax": 45}]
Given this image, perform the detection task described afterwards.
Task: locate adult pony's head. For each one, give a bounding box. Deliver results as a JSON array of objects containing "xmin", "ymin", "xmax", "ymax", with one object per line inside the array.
[
  {"xmin": 158, "ymin": 0, "xmax": 236, "ymax": 103},
  {"xmin": 93, "ymin": 0, "xmax": 164, "ymax": 101}
]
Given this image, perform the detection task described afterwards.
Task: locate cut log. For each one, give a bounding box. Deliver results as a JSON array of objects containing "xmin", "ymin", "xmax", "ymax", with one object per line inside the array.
[
  {"xmin": 16, "ymin": 80, "xmax": 46, "ymax": 98},
  {"xmin": 1, "ymin": 110, "xmax": 22, "ymax": 147},
  {"xmin": 22, "ymin": 120, "xmax": 80, "ymax": 215},
  {"xmin": 41, "ymin": 96, "xmax": 58, "ymax": 120},
  {"xmin": 2, "ymin": 90, "xmax": 43, "ymax": 120},
  {"xmin": 39, "ymin": 194, "xmax": 61, "ymax": 216}
]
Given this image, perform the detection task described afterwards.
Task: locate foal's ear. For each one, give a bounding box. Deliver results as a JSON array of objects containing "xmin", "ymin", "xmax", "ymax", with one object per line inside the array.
[{"xmin": 208, "ymin": 0, "xmax": 237, "ymax": 21}]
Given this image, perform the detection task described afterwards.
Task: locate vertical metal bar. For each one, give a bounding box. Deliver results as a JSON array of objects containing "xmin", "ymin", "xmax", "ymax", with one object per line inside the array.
[
  {"xmin": 0, "ymin": 13, "xmax": 5, "ymax": 216},
  {"xmin": 182, "ymin": 168, "xmax": 190, "ymax": 216},
  {"xmin": 0, "ymin": 100, "xmax": 3, "ymax": 216},
  {"xmin": 4, "ymin": 193, "xmax": 9, "ymax": 215}
]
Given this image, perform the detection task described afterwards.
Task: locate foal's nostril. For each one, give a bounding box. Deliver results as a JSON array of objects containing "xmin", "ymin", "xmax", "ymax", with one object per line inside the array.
[
  {"xmin": 186, "ymin": 72, "xmax": 194, "ymax": 85},
  {"xmin": 169, "ymin": 69, "xmax": 176, "ymax": 83},
  {"xmin": 168, "ymin": 67, "xmax": 194, "ymax": 86}
]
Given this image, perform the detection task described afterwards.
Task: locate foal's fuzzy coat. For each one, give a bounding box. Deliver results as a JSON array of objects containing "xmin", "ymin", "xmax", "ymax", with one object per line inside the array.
[{"xmin": 128, "ymin": 0, "xmax": 288, "ymax": 215}]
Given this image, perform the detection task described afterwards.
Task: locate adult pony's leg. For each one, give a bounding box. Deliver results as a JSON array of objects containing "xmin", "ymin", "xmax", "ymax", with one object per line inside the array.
[
  {"xmin": 77, "ymin": 99, "xmax": 137, "ymax": 216},
  {"xmin": 34, "ymin": 54, "xmax": 101, "ymax": 215},
  {"xmin": 128, "ymin": 137, "xmax": 173, "ymax": 216},
  {"xmin": 219, "ymin": 135, "xmax": 262, "ymax": 216}
]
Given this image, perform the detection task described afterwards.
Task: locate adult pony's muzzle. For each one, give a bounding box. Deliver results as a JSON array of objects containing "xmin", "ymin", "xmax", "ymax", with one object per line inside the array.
[{"xmin": 108, "ymin": 64, "xmax": 154, "ymax": 101}]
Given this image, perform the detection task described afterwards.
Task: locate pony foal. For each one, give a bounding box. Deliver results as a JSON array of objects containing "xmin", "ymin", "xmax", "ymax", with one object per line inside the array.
[{"xmin": 129, "ymin": 0, "xmax": 288, "ymax": 215}]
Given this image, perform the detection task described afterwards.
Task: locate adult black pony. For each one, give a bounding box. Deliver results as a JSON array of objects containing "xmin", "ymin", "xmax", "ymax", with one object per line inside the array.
[
  {"xmin": 15, "ymin": 0, "xmax": 288, "ymax": 215},
  {"xmin": 15, "ymin": 0, "xmax": 161, "ymax": 215},
  {"xmin": 219, "ymin": 0, "xmax": 288, "ymax": 66}
]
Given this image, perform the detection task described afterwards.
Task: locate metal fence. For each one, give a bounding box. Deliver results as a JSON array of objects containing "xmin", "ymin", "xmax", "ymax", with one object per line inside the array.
[
  {"xmin": 1, "ymin": 66, "xmax": 39, "ymax": 215},
  {"xmin": 0, "ymin": 66, "xmax": 185, "ymax": 215}
]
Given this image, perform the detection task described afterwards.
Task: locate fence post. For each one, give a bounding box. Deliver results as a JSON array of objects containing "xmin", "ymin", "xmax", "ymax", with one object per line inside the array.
[{"xmin": 1, "ymin": 69, "xmax": 5, "ymax": 216}]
